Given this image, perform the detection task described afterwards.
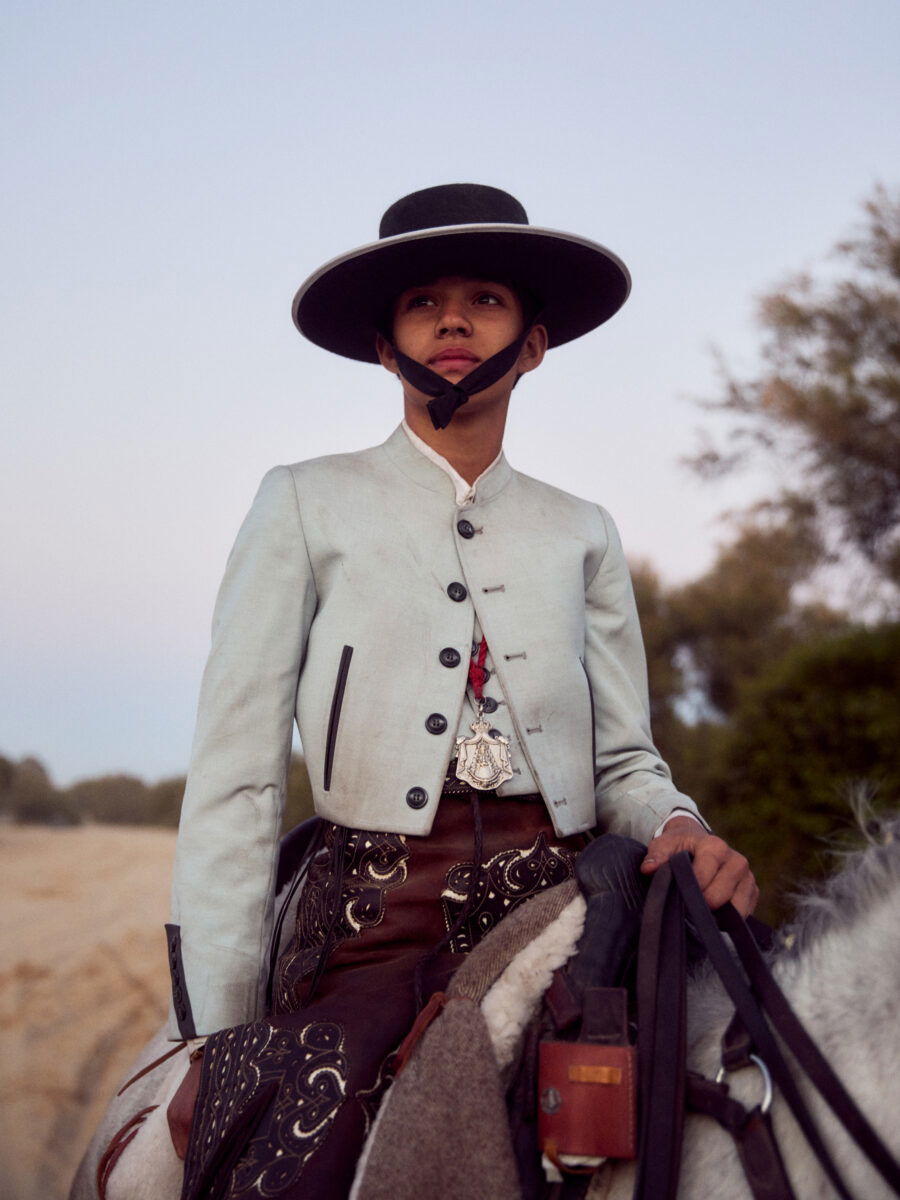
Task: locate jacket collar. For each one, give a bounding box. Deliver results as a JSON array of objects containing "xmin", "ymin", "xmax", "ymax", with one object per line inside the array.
[{"xmin": 381, "ymin": 423, "xmax": 513, "ymax": 506}]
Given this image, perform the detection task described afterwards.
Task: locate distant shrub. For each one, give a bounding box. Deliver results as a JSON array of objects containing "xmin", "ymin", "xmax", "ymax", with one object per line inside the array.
[
  {"xmin": 703, "ymin": 623, "xmax": 900, "ymax": 918},
  {"xmin": 283, "ymin": 756, "xmax": 315, "ymax": 833},
  {"xmin": 0, "ymin": 755, "xmax": 81, "ymax": 825},
  {"xmin": 65, "ymin": 773, "xmax": 159, "ymax": 824},
  {"xmin": 0, "ymin": 751, "xmax": 315, "ymax": 834}
]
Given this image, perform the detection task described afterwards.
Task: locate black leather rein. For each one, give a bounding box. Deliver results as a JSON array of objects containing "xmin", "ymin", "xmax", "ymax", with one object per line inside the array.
[{"xmin": 634, "ymin": 852, "xmax": 900, "ymax": 1200}]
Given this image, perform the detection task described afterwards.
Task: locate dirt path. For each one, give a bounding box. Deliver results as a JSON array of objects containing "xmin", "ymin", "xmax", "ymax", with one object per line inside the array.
[{"xmin": 0, "ymin": 824, "xmax": 175, "ymax": 1200}]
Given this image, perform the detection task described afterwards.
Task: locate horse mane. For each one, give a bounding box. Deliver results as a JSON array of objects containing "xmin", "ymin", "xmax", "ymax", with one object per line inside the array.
[{"xmin": 780, "ymin": 804, "xmax": 900, "ymax": 957}]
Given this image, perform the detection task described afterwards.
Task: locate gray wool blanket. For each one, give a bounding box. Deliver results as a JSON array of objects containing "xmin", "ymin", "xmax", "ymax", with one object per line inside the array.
[{"xmin": 351, "ymin": 880, "xmax": 585, "ymax": 1200}]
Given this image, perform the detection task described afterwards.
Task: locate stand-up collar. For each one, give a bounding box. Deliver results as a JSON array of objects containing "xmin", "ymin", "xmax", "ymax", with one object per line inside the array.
[
  {"xmin": 401, "ymin": 420, "xmax": 506, "ymax": 505},
  {"xmin": 382, "ymin": 423, "xmax": 513, "ymax": 505}
]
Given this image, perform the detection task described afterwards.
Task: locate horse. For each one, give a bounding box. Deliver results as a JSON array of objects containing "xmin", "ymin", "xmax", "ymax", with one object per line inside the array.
[{"xmin": 70, "ymin": 813, "xmax": 900, "ymax": 1200}]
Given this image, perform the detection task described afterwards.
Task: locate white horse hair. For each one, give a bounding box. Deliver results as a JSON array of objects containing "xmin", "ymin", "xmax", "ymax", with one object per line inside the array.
[
  {"xmin": 68, "ymin": 1028, "xmax": 187, "ymax": 1200},
  {"xmin": 70, "ymin": 813, "xmax": 900, "ymax": 1200}
]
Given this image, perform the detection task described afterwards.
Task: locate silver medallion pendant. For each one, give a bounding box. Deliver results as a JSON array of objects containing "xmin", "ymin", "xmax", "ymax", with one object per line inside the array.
[{"xmin": 455, "ymin": 706, "xmax": 514, "ymax": 791}]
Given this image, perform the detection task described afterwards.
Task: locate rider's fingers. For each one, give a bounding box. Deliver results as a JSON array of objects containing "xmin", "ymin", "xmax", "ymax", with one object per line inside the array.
[
  {"xmin": 688, "ymin": 836, "xmax": 734, "ymax": 892},
  {"xmin": 641, "ymin": 828, "xmax": 706, "ymax": 871},
  {"xmin": 642, "ymin": 833, "xmax": 758, "ymax": 916},
  {"xmin": 698, "ymin": 847, "xmax": 754, "ymax": 912},
  {"xmin": 725, "ymin": 872, "xmax": 760, "ymax": 918}
]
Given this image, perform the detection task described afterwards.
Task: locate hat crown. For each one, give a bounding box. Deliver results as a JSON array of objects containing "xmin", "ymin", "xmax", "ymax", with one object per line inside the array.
[{"xmin": 379, "ymin": 183, "xmax": 529, "ymax": 240}]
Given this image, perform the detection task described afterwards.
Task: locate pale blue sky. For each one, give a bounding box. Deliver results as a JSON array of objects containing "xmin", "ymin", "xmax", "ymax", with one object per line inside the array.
[{"xmin": 2, "ymin": 0, "xmax": 898, "ymax": 785}]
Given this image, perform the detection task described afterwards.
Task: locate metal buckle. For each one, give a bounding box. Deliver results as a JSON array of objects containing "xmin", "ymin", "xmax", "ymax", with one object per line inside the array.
[{"xmin": 715, "ymin": 1053, "xmax": 773, "ymax": 1114}]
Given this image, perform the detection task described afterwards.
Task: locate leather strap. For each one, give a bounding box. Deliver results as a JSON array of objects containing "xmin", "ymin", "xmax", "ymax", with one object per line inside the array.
[
  {"xmin": 686, "ymin": 1074, "xmax": 795, "ymax": 1200},
  {"xmin": 390, "ymin": 323, "xmax": 536, "ymax": 430},
  {"xmin": 116, "ymin": 1040, "xmax": 186, "ymax": 1097},
  {"xmin": 715, "ymin": 894, "xmax": 900, "ymax": 1194},
  {"xmin": 633, "ymin": 865, "xmax": 686, "ymax": 1200},
  {"xmin": 669, "ymin": 852, "xmax": 900, "ymax": 1199},
  {"xmin": 97, "ymin": 1105, "xmax": 159, "ymax": 1200},
  {"xmin": 720, "ymin": 1009, "xmax": 754, "ymax": 1073},
  {"xmin": 265, "ymin": 817, "xmax": 326, "ymax": 1008}
]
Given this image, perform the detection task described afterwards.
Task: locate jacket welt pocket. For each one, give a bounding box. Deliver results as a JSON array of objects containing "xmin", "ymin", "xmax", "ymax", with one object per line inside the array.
[
  {"xmin": 580, "ymin": 658, "xmax": 597, "ymax": 770},
  {"xmin": 324, "ymin": 645, "xmax": 353, "ymax": 791}
]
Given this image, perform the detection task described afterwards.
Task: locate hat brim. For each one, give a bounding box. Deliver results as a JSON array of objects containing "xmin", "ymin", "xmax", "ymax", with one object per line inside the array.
[{"xmin": 292, "ymin": 224, "xmax": 631, "ymax": 363}]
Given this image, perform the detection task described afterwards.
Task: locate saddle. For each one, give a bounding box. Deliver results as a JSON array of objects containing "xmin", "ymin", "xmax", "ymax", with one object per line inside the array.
[
  {"xmin": 360, "ymin": 835, "xmax": 900, "ymax": 1200},
  {"xmin": 187, "ymin": 825, "xmax": 900, "ymax": 1200},
  {"xmin": 514, "ymin": 834, "xmax": 647, "ymax": 1195}
]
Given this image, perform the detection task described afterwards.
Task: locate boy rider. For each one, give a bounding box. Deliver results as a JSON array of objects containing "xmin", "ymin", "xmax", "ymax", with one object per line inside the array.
[{"xmin": 166, "ymin": 184, "xmax": 757, "ymax": 1186}]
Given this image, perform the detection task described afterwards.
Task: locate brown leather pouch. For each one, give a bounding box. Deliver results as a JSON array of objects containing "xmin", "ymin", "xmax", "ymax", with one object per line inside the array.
[{"xmin": 538, "ymin": 1039, "xmax": 637, "ymax": 1161}]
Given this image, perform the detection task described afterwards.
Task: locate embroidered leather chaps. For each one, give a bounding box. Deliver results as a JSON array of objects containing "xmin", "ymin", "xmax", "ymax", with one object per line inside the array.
[{"xmin": 181, "ymin": 786, "xmax": 585, "ymax": 1200}]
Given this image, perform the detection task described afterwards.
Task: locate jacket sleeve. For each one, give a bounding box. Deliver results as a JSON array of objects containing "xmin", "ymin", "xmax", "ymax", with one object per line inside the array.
[
  {"xmin": 167, "ymin": 466, "xmax": 317, "ymax": 1038},
  {"xmin": 583, "ymin": 506, "xmax": 704, "ymax": 845}
]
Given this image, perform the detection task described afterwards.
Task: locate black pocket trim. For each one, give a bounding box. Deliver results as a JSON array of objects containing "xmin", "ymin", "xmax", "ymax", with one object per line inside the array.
[
  {"xmin": 324, "ymin": 645, "xmax": 353, "ymax": 791},
  {"xmin": 580, "ymin": 658, "xmax": 597, "ymax": 774}
]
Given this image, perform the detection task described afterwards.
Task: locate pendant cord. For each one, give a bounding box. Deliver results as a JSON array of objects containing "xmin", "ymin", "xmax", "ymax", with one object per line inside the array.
[
  {"xmin": 469, "ymin": 636, "xmax": 489, "ymax": 702},
  {"xmin": 301, "ymin": 824, "xmax": 350, "ymax": 1008},
  {"xmin": 413, "ymin": 790, "xmax": 485, "ymax": 1012}
]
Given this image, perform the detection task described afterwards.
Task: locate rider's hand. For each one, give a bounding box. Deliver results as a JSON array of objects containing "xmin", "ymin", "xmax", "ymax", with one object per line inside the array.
[
  {"xmin": 167, "ymin": 1055, "xmax": 202, "ymax": 1159},
  {"xmin": 639, "ymin": 815, "xmax": 759, "ymax": 917}
]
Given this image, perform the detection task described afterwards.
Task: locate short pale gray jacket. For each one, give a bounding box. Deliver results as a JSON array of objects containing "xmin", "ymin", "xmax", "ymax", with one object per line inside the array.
[{"xmin": 168, "ymin": 426, "xmax": 700, "ymax": 1036}]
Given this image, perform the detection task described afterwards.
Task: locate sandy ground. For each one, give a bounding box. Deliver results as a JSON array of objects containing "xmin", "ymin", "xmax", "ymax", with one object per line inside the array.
[{"xmin": 0, "ymin": 824, "xmax": 176, "ymax": 1200}]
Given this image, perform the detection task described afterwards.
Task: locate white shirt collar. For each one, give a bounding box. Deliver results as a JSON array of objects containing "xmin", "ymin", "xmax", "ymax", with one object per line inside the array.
[{"xmin": 401, "ymin": 419, "xmax": 503, "ymax": 507}]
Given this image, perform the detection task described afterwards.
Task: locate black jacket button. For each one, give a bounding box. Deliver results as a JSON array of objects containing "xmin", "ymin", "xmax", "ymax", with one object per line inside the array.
[
  {"xmin": 439, "ymin": 647, "xmax": 461, "ymax": 668},
  {"xmin": 457, "ymin": 519, "xmax": 475, "ymax": 539},
  {"xmin": 447, "ymin": 581, "xmax": 468, "ymax": 602},
  {"xmin": 482, "ymin": 696, "xmax": 499, "ymax": 714},
  {"xmin": 425, "ymin": 713, "xmax": 448, "ymax": 734},
  {"xmin": 406, "ymin": 786, "xmax": 428, "ymax": 809}
]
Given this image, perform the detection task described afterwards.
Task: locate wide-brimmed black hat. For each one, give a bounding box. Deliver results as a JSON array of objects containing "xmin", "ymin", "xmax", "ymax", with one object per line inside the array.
[{"xmin": 292, "ymin": 183, "xmax": 631, "ymax": 363}]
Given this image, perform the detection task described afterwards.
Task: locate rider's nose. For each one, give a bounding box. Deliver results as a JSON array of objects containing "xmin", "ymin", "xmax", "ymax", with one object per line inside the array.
[{"xmin": 436, "ymin": 300, "xmax": 471, "ymax": 336}]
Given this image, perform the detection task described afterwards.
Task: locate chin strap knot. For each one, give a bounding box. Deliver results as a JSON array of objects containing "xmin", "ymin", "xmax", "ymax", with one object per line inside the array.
[
  {"xmin": 387, "ymin": 319, "xmax": 539, "ymax": 431},
  {"xmin": 427, "ymin": 385, "xmax": 470, "ymax": 431}
]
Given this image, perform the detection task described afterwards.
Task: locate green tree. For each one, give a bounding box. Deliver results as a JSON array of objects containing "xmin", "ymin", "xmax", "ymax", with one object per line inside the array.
[
  {"xmin": 283, "ymin": 755, "xmax": 315, "ymax": 833},
  {"xmin": 666, "ymin": 504, "xmax": 845, "ymax": 718},
  {"xmin": 690, "ymin": 185, "xmax": 900, "ymax": 604},
  {"xmin": 66, "ymin": 773, "xmax": 152, "ymax": 824},
  {"xmin": 0, "ymin": 756, "xmax": 80, "ymax": 824},
  {"xmin": 145, "ymin": 776, "xmax": 188, "ymax": 827},
  {"xmin": 630, "ymin": 561, "xmax": 684, "ymax": 743},
  {"xmin": 631, "ymin": 508, "xmax": 845, "ymax": 804},
  {"xmin": 701, "ymin": 623, "xmax": 900, "ymax": 921}
]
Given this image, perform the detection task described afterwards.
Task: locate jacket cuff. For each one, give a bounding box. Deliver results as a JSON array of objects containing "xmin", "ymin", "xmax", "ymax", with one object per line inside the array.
[
  {"xmin": 165, "ymin": 923, "xmax": 197, "ymax": 1039},
  {"xmin": 652, "ymin": 806, "xmax": 711, "ymax": 839}
]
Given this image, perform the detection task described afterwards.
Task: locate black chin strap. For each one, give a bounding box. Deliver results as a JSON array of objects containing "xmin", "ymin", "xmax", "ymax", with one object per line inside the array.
[{"xmin": 389, "ymin": 323, "xmax": 536, "ymax": 430}]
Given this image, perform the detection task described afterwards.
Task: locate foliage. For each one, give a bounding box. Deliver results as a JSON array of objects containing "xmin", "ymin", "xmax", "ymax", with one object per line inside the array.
[
  {"xmin": 698, "ymin": 623, "xmax": 900, "ymax": 920},
  {"xmin": 632, "ymin": 515, "xmax": 896, "ymax": 922},
  {"xmin": 648, "ymin": 188, "xmax": 900, "ymax": 915},
  {"xmin": 630, "ymin": 562, "xmax": 684, "ymax": 745},
  {"xmin": 0, "ymin": 753, "xmax": 314, "ymax": 835},
  {"xmin": 66, "ymin": 772, "xmax": 174, "ymax": 825},
  {"xmin": 633, "ymin": 530, "xmax": 891, "ymax": 919},
  {"xmin": 689, "ymin": 185, "xmax": 900, "ymax": 604},
  {"xmin": 666, "ymin": 505, "xmax": 846, "ymax": 718},
  {"xmin": 0, "ymin": 755, "xmax": 80, "ymax": 825},
  {"xmin": 283, "ymin": 755, "xmax": 316, "ymax": 833}
]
